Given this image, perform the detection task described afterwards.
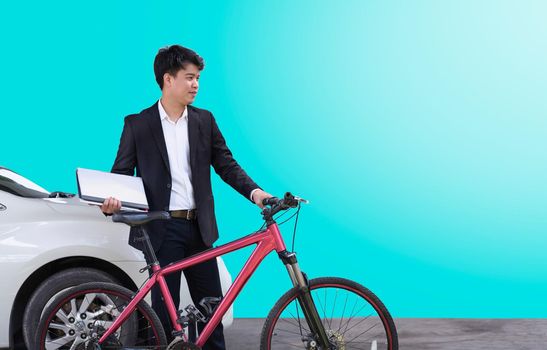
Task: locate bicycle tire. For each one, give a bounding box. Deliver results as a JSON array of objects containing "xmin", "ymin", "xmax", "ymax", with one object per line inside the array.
[
  {"xmin": 37, "ymin": 281, "xmax": 167, "ymax": 349},
  {"xmin": 260, "ymin": 277, "xmax": 398, "ymax": 350},
  {"xmin": 24, "ymin": 268, "xmax": 117, "ymax": 349}
]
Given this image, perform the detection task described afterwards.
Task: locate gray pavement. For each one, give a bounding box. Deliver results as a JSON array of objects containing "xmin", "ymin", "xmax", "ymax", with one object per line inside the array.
[{"xmin": 224, "ymin": 318, "xmax": 547, "ymax": 349}]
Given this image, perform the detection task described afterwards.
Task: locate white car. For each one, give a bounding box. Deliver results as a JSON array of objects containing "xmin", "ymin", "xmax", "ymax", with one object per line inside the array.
[{"xmin": 0, "ymin": 167, "xmax": 233, "ymax": 349}]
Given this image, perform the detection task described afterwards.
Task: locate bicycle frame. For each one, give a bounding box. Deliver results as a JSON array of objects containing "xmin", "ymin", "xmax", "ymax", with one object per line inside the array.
[{"xmin": 98, "ymin": 222, "xmax": 289, "ymax": 348}]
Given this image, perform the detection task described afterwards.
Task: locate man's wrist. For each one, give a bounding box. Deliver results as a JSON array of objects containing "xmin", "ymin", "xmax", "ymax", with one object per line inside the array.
[{"xmin": 250, "ymin": 188, "xmax": 261, "ymax": 202}]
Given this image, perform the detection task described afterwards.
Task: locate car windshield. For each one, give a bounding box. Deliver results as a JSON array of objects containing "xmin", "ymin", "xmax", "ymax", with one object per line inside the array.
[{"xmin": 0, "ymin": 168, "xmax": 50, "ymax": 198}]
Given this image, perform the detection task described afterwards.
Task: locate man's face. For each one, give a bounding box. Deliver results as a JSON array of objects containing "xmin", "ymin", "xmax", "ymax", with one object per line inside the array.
[{"xmin": 164, "ymin": 63, "xmax": 200, "ymax": 106}]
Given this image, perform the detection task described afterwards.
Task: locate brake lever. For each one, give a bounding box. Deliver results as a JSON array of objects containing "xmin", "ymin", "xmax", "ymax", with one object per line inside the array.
[{"xmin": 294, "ymin": 196, "xmax": 309, "ymax": 204}]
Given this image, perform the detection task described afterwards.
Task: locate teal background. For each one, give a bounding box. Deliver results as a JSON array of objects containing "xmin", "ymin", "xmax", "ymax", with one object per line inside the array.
[{"xmin": 1, "ymin": 1, "xmax": 546, "ymax": 317}]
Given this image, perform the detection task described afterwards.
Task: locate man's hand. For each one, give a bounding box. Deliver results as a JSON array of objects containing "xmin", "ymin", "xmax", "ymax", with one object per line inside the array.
[
  {"xmin": 252, "ymin": 189, "xmax": 273, "ymax": 209},
  {"xmin": 100, "ymin": 197, "xmax": 122, "ymax": 215}
]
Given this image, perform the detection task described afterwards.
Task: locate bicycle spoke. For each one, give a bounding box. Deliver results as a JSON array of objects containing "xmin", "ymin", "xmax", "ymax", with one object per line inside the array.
[
  {"xmin": 341, "ymin": 295, "xmax": 359, "ymax": 335},
  {"xmin": 323, "ymin": 287, "xmax": 328, "ymax": 321},
  {"xmin": 336, "ymin": 291, "xmax": 350, "ymax": 335},
  {"xmin": 344, "ymin": 341, "xmax": 382, "ymax": 350},
  {"xmin": 339, "ymin": 301, "xmax": 370, "ymax": 335},
  {"xmin": 314, "ymin": 288, "xmax": 329, "ymax": 329},
  {"xmin": 316, "ymin": 288, "xmax": 338, "ymax": 329},
  {"xmin": 280, "ymin": 308, "xmax": 311, "ymax": 334},
  {"xmin": 294, "ymin": 299, "xmax": 304, "ymax": 336},
  {"xmin": 268, "ymin": 337, "xmax": 307, "ymax": 349},
  {"xmin": 345, "ymin": 322, "xmax": 379, "ymax": 344},
  {"xmin": 328, "ymin": 288, "xmax": 339, "ymax": 330},
  {"xmin": 278, "ymin": 316, "xmax": 308, "ymax": 331},
  {"xmin": 341, "ymin": 315, "xmax": 374, "ymax": 339},
  {"xmin": 273, "ymin": 326, "xmax": 311, "ymax": 337}
]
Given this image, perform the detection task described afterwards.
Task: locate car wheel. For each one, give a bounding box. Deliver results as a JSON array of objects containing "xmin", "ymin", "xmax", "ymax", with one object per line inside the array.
[{"xmin": 22, "ymin": 267, "xmax": 116, "ymax": 349}]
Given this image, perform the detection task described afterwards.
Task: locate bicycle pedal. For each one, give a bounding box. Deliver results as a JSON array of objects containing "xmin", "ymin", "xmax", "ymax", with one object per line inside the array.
[
  {"xmin": 185, "ymin": 304, "xmax": 208, "ymax": 323},
  {"xmin": 199, "ymin": 296, "xmax": 221, "ymax": 316}
]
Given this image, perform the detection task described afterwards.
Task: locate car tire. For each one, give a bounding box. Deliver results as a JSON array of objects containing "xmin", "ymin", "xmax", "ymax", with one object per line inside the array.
[{"xmin": 22, "ymin": 267, "xmax": 116, "ymax": 349}]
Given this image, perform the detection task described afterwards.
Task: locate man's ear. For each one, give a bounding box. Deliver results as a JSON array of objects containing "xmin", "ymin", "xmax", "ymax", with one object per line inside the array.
[{"xmin": 163, "ymin": 73, "xmax": 172, "ymax": 88}]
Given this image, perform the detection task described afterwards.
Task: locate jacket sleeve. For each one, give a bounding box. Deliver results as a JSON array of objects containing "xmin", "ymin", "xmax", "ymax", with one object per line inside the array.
[
  {"xmin": 111, "ymin": 117, "xmax": 137, "ymax": 176},
  {"xmin": 210, "ymin": 113, "xmax": 260, "ymax": 202}
]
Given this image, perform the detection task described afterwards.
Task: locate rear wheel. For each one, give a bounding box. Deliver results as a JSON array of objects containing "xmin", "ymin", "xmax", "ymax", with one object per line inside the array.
[
  {"xmin": 37, "ymin": 282, "xmax": 167, "ymax": 349},
  {"xmin": 260, "ymin": 277, "xmax": 398, "ymax": 350},
  {"xmin": 23, "ymin": 268, "xmax": 116, "ymax": 349}
]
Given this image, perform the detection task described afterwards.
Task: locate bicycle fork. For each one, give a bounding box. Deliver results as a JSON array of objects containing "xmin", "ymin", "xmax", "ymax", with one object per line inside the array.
[{"xmin": 280, "ymin": 251, "xmax": 332, "ymax": 350}]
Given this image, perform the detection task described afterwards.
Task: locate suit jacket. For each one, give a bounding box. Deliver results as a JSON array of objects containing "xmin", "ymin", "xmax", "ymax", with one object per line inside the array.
[{"xmin": 111, "ymin": 102, "xmax": 259, "ymax": 251}]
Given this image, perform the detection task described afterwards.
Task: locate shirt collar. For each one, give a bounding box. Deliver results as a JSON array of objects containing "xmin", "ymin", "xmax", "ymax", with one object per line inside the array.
[{"xmin": 158, "ymin": 100, "xmax": 187, "ymax": 123}]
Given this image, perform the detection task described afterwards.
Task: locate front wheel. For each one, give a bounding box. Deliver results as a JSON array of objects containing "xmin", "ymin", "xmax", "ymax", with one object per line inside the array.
[{"xmin": 260, "ymin": 277, "xmax": 398, "ymax": 350}]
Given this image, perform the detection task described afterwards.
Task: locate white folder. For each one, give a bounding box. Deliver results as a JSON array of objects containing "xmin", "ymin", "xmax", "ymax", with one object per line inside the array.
[{"xmin": 76, "ymin": 168, "xmax": 149, "ymax": 210}]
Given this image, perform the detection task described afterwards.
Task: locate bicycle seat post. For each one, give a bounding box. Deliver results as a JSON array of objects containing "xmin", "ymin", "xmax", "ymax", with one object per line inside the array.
[
  {"xmin": 138, "ymin": 226, "xmax": 160, "ymax": 268},
  {"xmin": 112, "ymin": 211, "xmax": 170, "ymax": 269}
]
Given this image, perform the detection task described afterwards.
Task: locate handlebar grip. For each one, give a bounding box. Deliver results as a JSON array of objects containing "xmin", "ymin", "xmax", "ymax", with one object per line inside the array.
[
  {"xmin": 283, "ymin": 192, "xmax": 298, "ymax": 208},
  {"xmin": 262, "ymin": 197, "xmax": 279, "ymax": 206}
]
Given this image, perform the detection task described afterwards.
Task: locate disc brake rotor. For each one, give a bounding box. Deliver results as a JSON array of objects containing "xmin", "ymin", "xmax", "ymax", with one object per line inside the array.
[{"xmin": 327, "ymin": 329, "xmax": 346, "ymax": 349}]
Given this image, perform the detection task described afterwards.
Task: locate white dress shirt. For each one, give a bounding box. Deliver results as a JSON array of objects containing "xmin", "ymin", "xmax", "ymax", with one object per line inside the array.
[
  {"xmin": 159, "ymin": 100, "xmax": 260, "ymax": 208},
  {"xmin": 158, "ymin": 100, "xmax": 196, "ymax": 210}
]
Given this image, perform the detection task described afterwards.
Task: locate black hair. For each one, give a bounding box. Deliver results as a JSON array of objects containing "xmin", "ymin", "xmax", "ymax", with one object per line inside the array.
[{"xmin": 153, "ymin": 45, "xmax": 205, "ymax": 89}]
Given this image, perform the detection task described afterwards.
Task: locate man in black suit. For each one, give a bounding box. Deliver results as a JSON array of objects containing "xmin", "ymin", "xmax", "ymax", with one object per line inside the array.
[{"xmin": 101, "ymin": 45, "xmax": 271, "ymax": 350}]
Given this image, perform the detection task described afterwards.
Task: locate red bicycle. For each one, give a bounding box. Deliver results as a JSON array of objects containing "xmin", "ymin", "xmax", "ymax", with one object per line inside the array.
[{"xmin": 37, "ymin": 192, "xmax": 398, "ymax": 349}]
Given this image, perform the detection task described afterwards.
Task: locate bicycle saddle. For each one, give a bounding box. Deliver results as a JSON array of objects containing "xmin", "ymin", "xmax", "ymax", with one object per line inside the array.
[{"xmin": 112, "ymin": 211, "xmax": 170, "ymax": 226}]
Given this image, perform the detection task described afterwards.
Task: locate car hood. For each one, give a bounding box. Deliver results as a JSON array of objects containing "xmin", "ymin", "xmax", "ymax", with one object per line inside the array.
[{"xmin": 43, "ymin": 196, "xmax": 109, "ymax": 221}]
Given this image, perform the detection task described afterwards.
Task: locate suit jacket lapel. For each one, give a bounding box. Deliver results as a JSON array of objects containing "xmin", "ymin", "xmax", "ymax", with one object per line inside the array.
[
  {"xmin": 187, "ymin": 106, "xmax": 200, "ymax": 172},
  {"xmin": 145, "ymin": 103, "xmax": 170, "ymax": 172}
]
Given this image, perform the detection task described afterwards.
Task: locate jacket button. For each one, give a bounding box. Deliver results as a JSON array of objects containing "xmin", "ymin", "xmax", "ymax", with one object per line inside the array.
[{"xmin": 167, "ymin": 183, "xmax": 171, "ymax": 188}]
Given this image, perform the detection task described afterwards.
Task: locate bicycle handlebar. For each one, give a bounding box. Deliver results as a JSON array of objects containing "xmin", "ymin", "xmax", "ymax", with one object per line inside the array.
[
  {"xmin": 261, "ymin": 192, "xmax": 308, "ymax": 222},
  {"xmin": 262, "ymin": 197, "xmax": 280, "ymax": 207},
  {"xmin": 262, "ymin": 192, "xmax": 303, "ymax": 208}
]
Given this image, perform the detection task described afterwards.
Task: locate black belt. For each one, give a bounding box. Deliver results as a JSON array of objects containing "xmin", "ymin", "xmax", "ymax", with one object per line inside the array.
[{"xmin": 169, "ymin": 209, "xmax": 197, "ymax": 220}]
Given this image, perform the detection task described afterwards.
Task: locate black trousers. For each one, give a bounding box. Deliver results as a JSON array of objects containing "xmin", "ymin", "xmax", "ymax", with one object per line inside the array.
[{"xmin": 146, "ymin": 217, "xmax": 226, "ymax": 350}]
